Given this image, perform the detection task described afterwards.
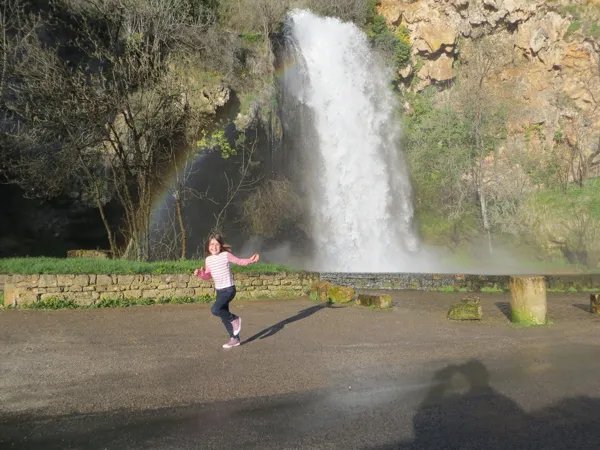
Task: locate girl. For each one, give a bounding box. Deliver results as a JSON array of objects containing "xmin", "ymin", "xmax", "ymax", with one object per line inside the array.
[{"xmin": 194, "ymin": 233, "xmax": 259, "ymax": 348}]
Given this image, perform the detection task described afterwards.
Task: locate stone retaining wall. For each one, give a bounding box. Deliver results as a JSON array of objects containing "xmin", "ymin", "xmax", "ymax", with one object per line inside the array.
[
  {"xmin": 2, "ymin": 273, "xmax": 318, "ymax": 307},
  {"xmin": 319, "ymin": 273, "xmax": 600, "ymax": 292},
  {"xmin": 3, "ymin": 272, "xmax": 600, "ymax": 307}
]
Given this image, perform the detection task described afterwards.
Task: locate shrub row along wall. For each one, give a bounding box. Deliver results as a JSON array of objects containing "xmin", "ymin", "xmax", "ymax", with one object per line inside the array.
[{"xmin": 1, "ymin": 273, "xmax": 319, "ymax": 307}]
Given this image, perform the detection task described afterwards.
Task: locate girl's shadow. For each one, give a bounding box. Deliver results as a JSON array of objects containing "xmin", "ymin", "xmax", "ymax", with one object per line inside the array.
[{"xmin": 242, "ymin": 303, "xmax": 343, "ymax": 345}]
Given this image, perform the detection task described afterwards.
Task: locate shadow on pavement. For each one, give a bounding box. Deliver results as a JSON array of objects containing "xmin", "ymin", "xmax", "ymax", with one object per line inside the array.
[
  {"xmin": 494, "ymin": 301, "xmax": 511, "ymax": 321},
  {"xmin": 373, "ymin": 359, "xmax": 600, "ymax": 449},
  {"xmin": 2, "ymin": 359, "xmax": 600, "ymax": 449},
  {"xmin": 242, "ymin": 303, "xmax": 343, "ymax": 345},
  {"xmin": 572, "ymin": 303, "xmax": 590, "ymax": 313}
]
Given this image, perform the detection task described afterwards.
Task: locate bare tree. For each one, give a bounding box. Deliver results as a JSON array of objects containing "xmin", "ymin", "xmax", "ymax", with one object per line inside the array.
[
  {"xmin": 451, "ymin": 37, "xmax": 512, "ymax": 255},
  {"xmin": 208, "ymin": 131, "xmax": 262, "ymax": 237},
  {"xmin": 2, "ymin": 0, "xmax": 218, "ymax": 260}
]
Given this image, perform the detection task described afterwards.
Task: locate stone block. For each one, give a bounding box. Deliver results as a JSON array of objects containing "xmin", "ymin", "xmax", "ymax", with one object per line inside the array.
[
  {"xmin": 15, "ymin": 274, "xmax": 39, "ymax": 287},
  {"xmin": 141, "ymin": 289, "xmax": 162, "ymax": 299},
  {"xmin": 83, "ymin": 286, "xmax": 96, "ymax": 291},
  {"xmin": 159, "ymin": 275, "xmax": 176, "ymax": 283},
  {"xmin": 67, "ymin": 285, "xmax": 83, "ymax": 293},
  {"xmin": 100, "ymin": 292, "xmax": 123, "ymax": 300},
  {"xmin": 448, "ymin": 297, "xmax": 483, "ymax": 320},
  {"xmin": 157, "ymin": 284, "xmax": 171, "ymax": 290},
  {"xmin": 117, "ymin": 275, "xmax": 136, "ymax": 285},
  {"xmin": 19, "ymin": 293, "xmax": 39, "ymax": 304},
  {"xmin": 38, "ymin": 275, "xmax": 58, "ymax": 288},
  {"xmin": 96, "ymin": 275, "xmax": 113, "ymax": 286},
  {"xmin": 71, "ymin": 293, "xmax": 94, "ymax": 305},
  {"xmin": 158, "ymin": 289, "xmax": 177, "ymax": 298},
  {"xmin": 72, "ymin": 275, "xmax": 90, "ymax": 287},
  {"xmin": 356, "ymin": 294, "xmax": 392, "ymax": 309},
  {"xmin": 188, "ymin": 277, "xmax": 201, "ymax": 288},
  {"xmin": 251, "ymin": 280, "xmax": 263, "ymax": 286},
  {"xmin": 123, "ymin": 290, "xmax": 142, "ymax": 299},
  {"xmin": 56, "ymin": 275, "xmax": 76, "ymax": 286},
  {"xmin": 3, "ymin": 284, "xmax": 16, "ymax": 306},
  {"xmin": 177, "ymin": 274, "xmax": 192, "ymax": 284},
  {"xmin": 173, "ymin": 288, "xmax": 195, "ymax": 298},
  {"xmin": 194, "ymin": 288, "xmax": 214, "ymax": 296},
  {"xmin": 327, "ymin": 285, "xmax": 355, "ymax": 303}
]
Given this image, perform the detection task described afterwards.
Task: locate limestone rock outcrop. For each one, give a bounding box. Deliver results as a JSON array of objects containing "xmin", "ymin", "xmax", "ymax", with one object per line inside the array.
[{"xmin": 378, "ymin": 0, "xmax": 600, "ymax": 176}]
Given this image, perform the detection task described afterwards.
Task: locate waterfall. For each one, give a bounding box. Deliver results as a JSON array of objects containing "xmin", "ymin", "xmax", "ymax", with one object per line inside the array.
[{"xmin": 280, "ymin": 10, "xmax": 419, "ymax": 272}]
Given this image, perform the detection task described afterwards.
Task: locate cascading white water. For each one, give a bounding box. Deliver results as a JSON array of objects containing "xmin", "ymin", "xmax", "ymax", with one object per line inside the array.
[{"xmin": 282, "ymin": 10, "xmax": 419, "ymax": 272}]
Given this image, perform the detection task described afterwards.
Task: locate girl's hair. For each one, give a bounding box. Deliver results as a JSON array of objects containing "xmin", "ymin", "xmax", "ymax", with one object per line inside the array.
[{"xmin": 205, "ymin": 233, "xmax": 232, "ymax": 254}]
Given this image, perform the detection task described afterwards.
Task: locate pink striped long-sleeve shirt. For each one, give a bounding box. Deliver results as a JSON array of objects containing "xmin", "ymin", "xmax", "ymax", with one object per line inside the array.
[{"xmin": 196, "ymin": 251, "xmax": 253, "ymax": 290}]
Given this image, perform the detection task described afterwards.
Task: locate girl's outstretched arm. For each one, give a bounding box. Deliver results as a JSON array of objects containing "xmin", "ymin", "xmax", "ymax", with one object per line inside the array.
[
  {"xmin": 194, "ymin": 267, "xmax": 212, "ymax": 280},
  {"xmin": 227, "ymin": 252, "xmax": 260, "ymax": 266}
]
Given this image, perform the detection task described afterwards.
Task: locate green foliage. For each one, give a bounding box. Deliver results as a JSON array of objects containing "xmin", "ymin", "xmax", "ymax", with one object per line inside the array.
[
  {"xmin": 557, "ymin": 2, "xmax": 600, "ymax": 39},
  {"xmin": 532, "ymin": 178, "xmax": 600, "ymax": 220},
  {"xmin": 402, "ymin": 90, "xmax": 476, "ymax": 223},
  {"xmin": 14, "ymin": 295, "xmax": 214, "ymax": 310},
  {"xmin": 366, "ymin": 14, "xmax": 411, "ymax": 71},
  {"xmin": 197, "ymin": 129, "xmax": 236, "ymax": 158},
  {"xmin": 0, "ymin": 257, "xmax": 295, "ymax": 274},
  {"xmin": 394, "ymin": 25, "xmax": 412, "ymax": 68},
  {"xmin": 524, "ymin": 178, "xmax": 600, "ymax": 266},
  {"xmin": 22, "ymin": 298, "xmax": 80, "ymax": 309},
  {"xmin": 240, "ymin": 32, "xmax": 262, "ymax": 45}
]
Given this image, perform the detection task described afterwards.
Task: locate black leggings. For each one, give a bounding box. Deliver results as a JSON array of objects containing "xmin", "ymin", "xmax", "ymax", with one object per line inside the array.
[{"xmin": 211, "ymin": 286, "xmax": 238, "ymax": 337}]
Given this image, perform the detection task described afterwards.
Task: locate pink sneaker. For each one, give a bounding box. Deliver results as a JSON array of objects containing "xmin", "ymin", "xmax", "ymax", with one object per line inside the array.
[
  {"xmin": 222, "ymin": 337, "xmax": 240, "ymax": 349},
  {"xmin": 231, "ymin": 317, "xmax": 242, "ymax": 336}
]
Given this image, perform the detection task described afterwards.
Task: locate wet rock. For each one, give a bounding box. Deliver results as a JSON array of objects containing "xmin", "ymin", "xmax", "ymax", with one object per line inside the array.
[
  {"xmin": 355, "ymin": 294, "xmax": 392, "ymax": 309},
  {"xmin": 448, "ymin": 296, "xmax": 483, "ymax": 320},
  {"xmin": 327, "ymin": 285, "xmax": 355, "ymax": 303}
]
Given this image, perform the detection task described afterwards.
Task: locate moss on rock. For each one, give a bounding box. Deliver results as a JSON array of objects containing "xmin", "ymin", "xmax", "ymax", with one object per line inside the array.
[
  {"xmin": 327, "ymin": 285, "xmax": 355, "ymax": 303},
  {"xmin": 447, "ymin": 297, "xmax": 482, "ymax": 320},
  {"xmin": 356, "ymin": 294, "xmax": 392, "ymax": 309}
]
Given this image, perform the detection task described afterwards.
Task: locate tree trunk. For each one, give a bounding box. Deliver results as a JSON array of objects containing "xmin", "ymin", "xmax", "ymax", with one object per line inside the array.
[
  {"xmin": 175, "ymin": 196, "xmax": 186, "ymax": 260},
  {"xmin": 96, "ymin": 199, "xmax": 117, "ymax": 258},
  {"xmin": 477, "ymin": 181, "xmax": 493, "ymax": 255},
  {"xmin": 510, "ymin": 276, "xmax": 547, "ymax": 325}
]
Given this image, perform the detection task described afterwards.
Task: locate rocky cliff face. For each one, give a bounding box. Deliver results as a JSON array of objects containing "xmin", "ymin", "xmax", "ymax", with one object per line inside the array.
[{"xmin": 379, "ymin": 0, "xmax": 599, "ymax": 164}]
